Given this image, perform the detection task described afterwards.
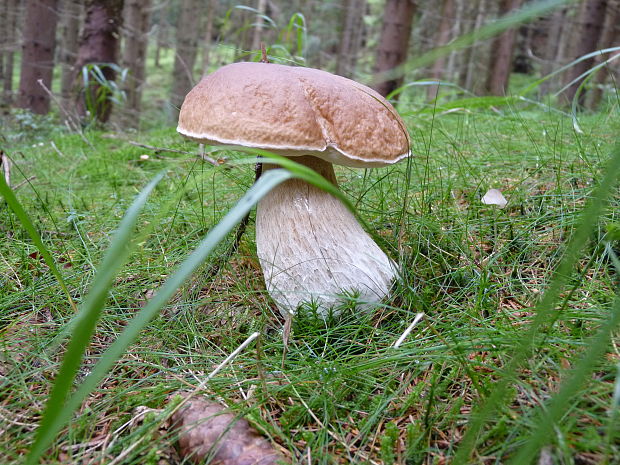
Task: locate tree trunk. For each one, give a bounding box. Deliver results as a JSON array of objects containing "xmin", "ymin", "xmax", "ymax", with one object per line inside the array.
[
  {"xmin": 484, "ymin": 0, "xmax": 523, "ymax": 95},
  {"xmin": 587, "ymin": 0, "xmax": 619, "ymax": 108},
  {"xmin": 121, "ymin": 0, "xmax": 152, "ymax": 122},
  {"xmin": 458, "ymin": 0, "xmax": 487, "ymax": 92},
  {"xmin": 75, "ymin": 0, "xmax": 124, "ymax": 122},
  {"xmin": 373, "ymin": 0, "xmax": 416, "ymax": 98},
  {"xmin": 59, "ymin": 0, "xmax": 82, "ymax": 109},
  {"xmin": 336, "ymin": 0, "xmax": 366, "ymax": 78},
  {"xmin": 0, "ymin": 0, "xmax": 6, "ymax": 93},
  {"xmin": 427, "ymin": 0, "xmax": 456, "ymax": 99},
  {"xmin": 17, "ymin": 0, "xmax": 59, "ymax": 114},
  {"xmin": 170, "ymin": 0, "xmax": 202, "ymax": 111},
  {"xmin": 562, "ymin": 0, "xmax": 608, "ymax": 105},
  {"xmin": 251, "ymin": 0, "xmax": 268, "ymax": 52},
  {"xmin": 446, "ymin": 0, "xmax": 464, "ymax": 81},
  {"xmin": 2, "ymin": 0, "xmax": 19, "ymax": 105},
  {"xmin": 154, "ymin": 13, "xmax": 169, "ymax": 68},
  {"xmin": 200, "ymin": 0, "xmax": 217, "ymax": 74},
  {"xmin": 539, "ymin": 7, "xmax": 566, "ymax": 96}
]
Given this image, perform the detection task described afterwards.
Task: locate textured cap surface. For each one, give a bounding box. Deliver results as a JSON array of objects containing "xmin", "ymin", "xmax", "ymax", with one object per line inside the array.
[{"xmin": 177, "ymin": 62, "xmax": 410, "ymax": 168}]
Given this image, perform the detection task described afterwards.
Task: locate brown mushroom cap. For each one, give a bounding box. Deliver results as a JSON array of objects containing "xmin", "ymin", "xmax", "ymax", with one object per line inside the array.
[{"xmin": 177, "ymin": 62, "xmax": 410, "ymax": 168}]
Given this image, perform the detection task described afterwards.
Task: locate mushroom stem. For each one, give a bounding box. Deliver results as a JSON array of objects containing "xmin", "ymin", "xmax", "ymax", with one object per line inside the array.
[{"xmin": 256, "ymin": 155, "xmax": 396, "ymax": 317}]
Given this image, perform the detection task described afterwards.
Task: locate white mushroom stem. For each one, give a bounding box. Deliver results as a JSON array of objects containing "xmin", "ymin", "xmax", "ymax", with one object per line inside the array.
[{"xmin": 256, "ymin": 155, "xmax": 396, "ymax": 317}]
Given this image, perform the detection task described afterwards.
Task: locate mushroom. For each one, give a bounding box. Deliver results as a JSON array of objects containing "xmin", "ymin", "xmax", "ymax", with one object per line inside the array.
[{"xmin": 177, "ymin": 62, "xmax": 410, "ymax": 318}]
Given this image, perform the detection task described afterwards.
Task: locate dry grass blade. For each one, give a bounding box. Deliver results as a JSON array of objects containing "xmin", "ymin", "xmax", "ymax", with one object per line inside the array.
[{"xmin": 171, "ymin": 396, "xmax": 288, "ymax": 465}]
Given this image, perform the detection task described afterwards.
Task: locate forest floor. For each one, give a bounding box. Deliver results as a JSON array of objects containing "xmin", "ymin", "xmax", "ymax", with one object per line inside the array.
[{"xmin": 1, "ymin": 96, "xmax": 620, "ymax": 464}]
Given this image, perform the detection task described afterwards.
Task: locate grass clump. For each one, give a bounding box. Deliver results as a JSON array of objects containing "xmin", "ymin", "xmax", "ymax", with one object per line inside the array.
[{"xmin": 1, "ymin": 99, "xmax": 619, "ymax": 464}]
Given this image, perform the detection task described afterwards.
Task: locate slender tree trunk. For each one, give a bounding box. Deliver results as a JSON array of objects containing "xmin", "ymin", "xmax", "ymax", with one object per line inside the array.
[
  {"xmin": 170, "ymin": 0, "xmax": 202, "ymax": 110},
  {"xmin": 121, "ymin": 0, "xmax": 152, "ymax": 121},
  {"xmin": 562, "ymin": 0, "xmax": 608, "ymax": 105},
  {"xmin": 154, "ymin": 19, "xmax": 168, "ymax": 68},
  {"xmin": 17, "ymin": 0, "xmax": 59, "ymax": 114},
  {"xmin": 427, "ymin": 0, "xmax": 456, "ymax": 99},
  {"xmin": 336, "ymin": 0, "xmax": 366, "ymax": 78},
  {"xmin": 459, "ymin": 0, "xmax": 487, "ymax": 92},
  {"xmin": 446, "ymin": 0, "xmax": 464, "ymax": 80},
  {"xmin": 59, "ymin": 0, "xmax": 81, "ymax": 109},
  {"xmin": 373, "ymin": 0, "xmax": 417, "ymax": 98},
  {"xmin": 587, "ymin": 0, "xmax": 619, "ymax": 108},
  {"xmin": 484, "ymin": 0, "xmax": 523, "ymax": 95},
  {"xmin": 75, "ymin": 0, "xmax": 124, "ymax": 122},
  {"xmin": 251, "ymin": 0, "xmax": 268, "ymax": 52},
  {"xmin": 2, "ymin": 0, "xmax": 19, "ymax": 104},
  {"xmin": 539, "ymin": 7, "xmax": 566, "ymax": 96},
  {"xmin": 0, "ymin": 0, "xmax": 6, "ymax": 92},
  {"xmin": 200, "ymin": 0, "xmax": 217, "ymax": 74}
]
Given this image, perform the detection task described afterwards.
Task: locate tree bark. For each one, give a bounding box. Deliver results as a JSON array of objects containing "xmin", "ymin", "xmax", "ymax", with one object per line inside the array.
[
  {"xmin": 336, "ymin": 0, "xmax": 366, "ymax": 78},
  {"xmin": 59, "ymin": 0, "xmax": 82, "ymax": 109},
  {"xmin": 170, "ymin": 0, "xmax": 202, "ymax": 111},
  {"xmin": 427, "ymin": 0, "xmax": 456, "ymax": 99},
  {"xmin": 251, "ymin": 0, "xmax": 268, "ymax": 52},
  {"xmin": 2, "ymin": 0, "xmax": 21, "ymax": 104},
  {"xmin": 539, "ymin": 7, "xmax": 567, "ymax": 96},
  {"xmin": 17, "ymin": 0, "xmax": 59, "ymax": 114},
  {"xmin": 458, "ymin": 0, "xmax": 487, "ymax": 93},
  {"xmin": 200, "ymin": 0, "xmax": 217, "ymax": 74},
  {"xmin": 484, "ymin": 0, "xmax": 523, "ymax": 95},
  {"xmin": 121, "ymin": 0, "xmax": 152, "ymax": 122},
  {"xmin": 587, "ymin": 0, "xmax": 619, "ymax": 108},
  {"xmin": 75, "ymin": 0, "xmax": 124, "ymax": 122},
  {"xmin": 154, "ymin": 9, "xmax": 169, "ymax": 68},
  {"xmin": 373, "ymin": 0, "xmax": 416, "ymax": 98},
  {"xmin": 0, "ymin": 0, "xmax": 6, "ymax": 92},
  {"xmin": 562, "ymin": 0, "xmax": 608, "ymax": 105}
]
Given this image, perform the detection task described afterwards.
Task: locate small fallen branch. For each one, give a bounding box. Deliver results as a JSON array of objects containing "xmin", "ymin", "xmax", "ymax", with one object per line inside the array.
[
  {"xmin": 37, "ymin": 79, "xmax": 92, "ymax": 147},
  {"xmin": 125, "ymin": 140, "xmax": 221, "ymax": 166}
]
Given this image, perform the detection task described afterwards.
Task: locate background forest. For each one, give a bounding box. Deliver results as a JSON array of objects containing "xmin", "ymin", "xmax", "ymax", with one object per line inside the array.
[{"xmin": 1, "ymin": 0, "xmax": 620, "ymax": 464}]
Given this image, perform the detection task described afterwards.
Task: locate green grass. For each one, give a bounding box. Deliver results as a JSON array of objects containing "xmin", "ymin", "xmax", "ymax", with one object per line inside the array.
[{"xmin": 1, "ymin": 94, "xmax": 619, "ymax": 463}]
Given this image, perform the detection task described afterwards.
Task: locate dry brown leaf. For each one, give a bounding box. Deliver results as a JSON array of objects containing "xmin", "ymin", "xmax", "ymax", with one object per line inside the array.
[{"xmin": 171, "ymin": 396, "xmax": 288, "ymax": 465}]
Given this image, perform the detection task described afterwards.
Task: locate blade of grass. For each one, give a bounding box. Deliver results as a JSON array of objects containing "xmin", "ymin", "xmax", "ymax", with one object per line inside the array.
[
  {"xmin": 368, "ymin": 0, "xmax": 575, "ymax": 90},
  {"xmin": 508, "ymin": 295, "xmax": 620, "ymax": 463},
  {"xmin": 453, "ymin": 141, "xmax": 620, "ymax": 464},
  {"xmin": 26, "ymin": 171, "xmax": 166, "ymax": 464},
  {"xmin": 0, "ymin": 168, "xmax": 78, "ymax": 313},
  {"xmin": 25, "ymin": 168, "xmax": 293, "ymax": 464},
  {"xmin": 226, "ymin": 148, "xmax": 399, "ymax": 256}
]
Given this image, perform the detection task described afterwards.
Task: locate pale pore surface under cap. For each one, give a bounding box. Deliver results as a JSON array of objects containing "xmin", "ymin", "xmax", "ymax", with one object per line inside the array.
[{"xmin": 177, "ymin": 62, "xmax": 410, "ymax": 168}]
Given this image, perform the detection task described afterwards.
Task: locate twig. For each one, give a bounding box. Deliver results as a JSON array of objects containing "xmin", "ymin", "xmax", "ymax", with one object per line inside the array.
[
  {"xmin": 37, "ymin": 79, "xmax": 92, "ymax": 148},
  {"xmin": 1, "ymin": 150, "xmax": 11, "ymax": 187},
  {"xmin": 126, "ymin": 140, "xmax": 192, "ymax": 155},
  {"xmin": 393, "ymin": 312, "xmax": 425, "ymax": 348},
  {"xmin": 202, "ymin": 161, "xmax": 263, "ymax": 282},
  {"xmin": 260, "ymin": 42, "xmax": 270, "ymax": 63},
  {"xmin": 169, "ymin": 332, "xmax": 260, "ymax": 418},
  {"xmin": 13, "ymin": 176, "xmax": 37, "ymax": 191},
  {"xmin": 107, "ymin": 332, "xmax": 260, "ymax": 465},
  {"xmin": 125, "ymin": 140, "xmax": 221, "ymax": 166},
  {"xmin": 198, "ymin": 143, "xmax": 220, "ymax": 166}
]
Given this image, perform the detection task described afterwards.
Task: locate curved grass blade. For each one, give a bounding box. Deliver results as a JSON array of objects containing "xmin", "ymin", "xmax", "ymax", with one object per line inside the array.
[
  {"xmin": 26, "ymin": 171, "xmax": 166, "ymax": 465},
  {"xmin": 453, "ymin": 141, "xmax": 620, "ymax": 464},
  {"xmin": 25, "ymin": 168, "xmax": 292, "ymax": 465},
  {"xmin": 508, "ymin": 296, "xmax": 620, "ymax": 464},
  {"xmin": 368, "ymin": 0, "xmax": 574, "ymax": 89},
  {"xmin": 0, "ymin": 168, "xmax": 78, "ymax": 313},
  {"xmin": 224, "ymin": 148, "xmax": 399, "ymax": 256},
  {"xmin": 220, "ymin": 148, "xmax": 365, "ymax": 226}
]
